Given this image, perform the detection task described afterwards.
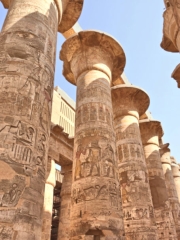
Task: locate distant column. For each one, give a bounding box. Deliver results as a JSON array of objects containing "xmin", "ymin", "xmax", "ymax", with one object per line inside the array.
[
  {"xmin": 160, "ymin": 145, "xmax": 180, "ymax": 238},
  {"xmin": 42, "ymin": 159, "xmax": 56, "ymax": 240},
  {"xmin": 58, "ymin": 164, "xmax": 72, "ymax": 240},
  {"xmin": 140, "ymin": 120, "xmax": 177, "ymax": 239},
  {"xmin": 111, "ymin": 85, "xmax": 157, "ymax": 239},
  {"xmin": 171, "ymin": 157, "xmax": 180, "ymax": 203},
  {"xmin": 60, "ymin": 30, "xmax": 126, "ymax": 239}
]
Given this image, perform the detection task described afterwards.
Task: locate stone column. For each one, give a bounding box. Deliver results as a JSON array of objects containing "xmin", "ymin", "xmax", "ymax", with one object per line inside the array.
[
  {"xmin": 0, "ymin": 0, "xmax": 83, "ymax": 239},
  {"xmin": 140, "ymin": 120, "xmax": 178, "ymax": 239},
  {"xmin": 41, "ymin": 158, "xmax": 56, "ymax": 240},
  {"xmin": 60, "ymin": 31, "xmax": 126, "ymax": 239},
  {"xmin": 111, "ymin": 85, "xmax": 157, "ymax": 239},
  {"xmin": 58, "ymin": 164, "xmax": 72, "ymax": 240},
  {"xmin": 159, "ymin": 145, "xmax": 180, "ymax": 238},
  {"xmin": 171, "ymin": 157, "xmax": 180, "ymax": 203}
]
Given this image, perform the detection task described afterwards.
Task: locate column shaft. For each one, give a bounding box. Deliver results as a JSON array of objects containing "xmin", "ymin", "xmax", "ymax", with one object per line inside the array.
[
  {"xmin": 58, "ymin": 164, "xmax": 72, "ymax": 240},
  {"xmin": 0, "ymin": 0, "xmax": 59, "ymax": 239},
  {"xmin": 42, "ymin": 159, "xmax": 56, "ymax": 240},
  {"xmin": 60, "ymin": 31, "xmax": 126, "ymax": 240},
  {"xmin": 112, "ymin": 86, "xmax": 157, "ymax": 239},
  {"xmin": 160, "ymin": 146, "xmax": 180, "ymax": 239}
]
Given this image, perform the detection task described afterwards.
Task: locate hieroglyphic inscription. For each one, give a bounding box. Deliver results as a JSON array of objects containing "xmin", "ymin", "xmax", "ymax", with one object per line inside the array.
[{"xmin": 75, "ymin": 103, "xmax": 112, "ymax": 128}]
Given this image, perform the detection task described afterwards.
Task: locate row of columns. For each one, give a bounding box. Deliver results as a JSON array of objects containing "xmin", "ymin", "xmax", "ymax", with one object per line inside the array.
[
  {"xmin": 0, "ymin": 1, "xmax": 180, "ymax": 239},
  {"xmin": 60, "ymin": 30, "xmax": 180, "ymax": 240},
  {"xmin": 0, "ymin": 0, "xmax": 83, "ymax": 239}
]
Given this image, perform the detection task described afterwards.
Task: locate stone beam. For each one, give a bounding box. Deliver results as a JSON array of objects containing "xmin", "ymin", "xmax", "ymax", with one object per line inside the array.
[
  {"xmin": 49, "ymin": 124, "xmax": 73, "ymax": 165},
  {"xmin": 111, "ymin": 85, "xmax": 157, "ymax": 239},
  {"xmin": 60, "ymin": 30, "xmax": 126, "ymax": 239}
]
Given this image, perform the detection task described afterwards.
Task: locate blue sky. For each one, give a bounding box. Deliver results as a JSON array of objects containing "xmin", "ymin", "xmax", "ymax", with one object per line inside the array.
[{"xmin": 0, "ymin": 1, "xmax": 180, "ymax": 162}]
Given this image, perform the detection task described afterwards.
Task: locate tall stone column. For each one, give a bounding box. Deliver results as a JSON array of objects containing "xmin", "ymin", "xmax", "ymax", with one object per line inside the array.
[
  {"xmin": 140, "ymin": 120, "xmax": 178, "ymax": 239},
  {"xmin": 60, "ymin": 31, "xmax": 126, "ymax": 239},
  {"xmin": 171, "ymin": 157, "xmax": 180, "ymax": 203},
  {"xmin": 160, "ymin": 144, "xmax": 180, "ymax": 238},
  {"xmin": 58, "ymin": 164, "xmax": 72, "ymax": 240},
  {"xmin": 0, "ymin": 0, "xmax": 83, "ymax": 239},
  {"xmin": 111, "ymin": 85, "xmax": 157, "ymax": 239},
  {"xmin": 42, "ymin": 158, "xmax": 56, "ymax": 240}
]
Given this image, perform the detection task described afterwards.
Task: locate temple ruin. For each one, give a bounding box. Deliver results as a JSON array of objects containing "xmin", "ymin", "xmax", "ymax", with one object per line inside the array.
[{"xmin": 0, "ymin": 0, "xmax": 180, "ymax": 239}]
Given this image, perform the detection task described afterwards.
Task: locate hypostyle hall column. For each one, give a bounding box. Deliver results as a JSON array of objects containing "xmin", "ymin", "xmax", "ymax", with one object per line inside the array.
[
  {"xmin": 42, "ymin": 158, "xmax": 56, "ymax": 240},
  {"xmin": 111, "ymin": 85, "xmax": 157, "ymax": 240},
  {"xmin": 159, "ymin": 144, "xmax": 180, "ymax": 238},
  {"xmin": 140, "ymin": 120, "xmax": 177, "ymax": 239},
  {"xmin": 60, "ymin": 31, "xmax": 126, "ymax": 239},
  {"xmin": 0, "ymin": 0, "xmax": 83, "ymax": 239},
  {"xmin": 58, "ymin": 164, "xmax": 72, "ymax": 240},
  {"xmin": 171, "ymin": 157, "xmax": 180, "ymax": 203}
]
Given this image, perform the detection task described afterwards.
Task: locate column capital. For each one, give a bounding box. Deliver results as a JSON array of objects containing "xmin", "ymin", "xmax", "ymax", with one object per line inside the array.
[
  {"xmin": 1, "ymin": 0, "xmax": 84, "ymax": 34},
  {"xmin": 160, "ymin": 143, "xmax": 171, "ymax": 164},
  {"xmin": 60, "ymin": 30, "xmax": 126, "ymax": 85},
  {"xmin": 171, "ymin": 64, "xmax": 180, "ymax": 88},
  {"xmin": 58, "ymin": 0, "xmax": 84, "ymax": 33},
  {"xmin": 111, "ymin": 85, "xmax": 149, "ymax": 119},
  {"xmin": 139, "ymin": 120, "xmax": 163, "ymax": 146}
]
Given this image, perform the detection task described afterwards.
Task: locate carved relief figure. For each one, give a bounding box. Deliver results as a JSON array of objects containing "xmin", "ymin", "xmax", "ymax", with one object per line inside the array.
[{"xmin": 0, "ymin": 175, "xmax": 25, "ymax": 207}]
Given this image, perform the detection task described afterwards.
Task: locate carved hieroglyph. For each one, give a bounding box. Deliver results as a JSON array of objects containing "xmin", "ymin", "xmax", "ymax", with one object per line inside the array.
[
  {"xmin": 0, "ymin": 0, "xmax": 83, "ymax": 239},
  {"xmin": 140, "ymin": 120, "xmax": 178, "ymax": 239},
  {"xmin": 112, "ymin": 85, "xmax": 158, "ymax": 240},
  {"xmin": 160, "ymin": 145, "xmax": 180, "ymax": 239},
  {"xmin": 41, "ymin": 158, "xmax": 56, "ymax": 240},
  {"xmin": 60, "ymin": 30, "xmax": 126, "ymax": 239},
  {"xmin": 58, "ymin": 164, "xmax": 72, "ymax": 240}
]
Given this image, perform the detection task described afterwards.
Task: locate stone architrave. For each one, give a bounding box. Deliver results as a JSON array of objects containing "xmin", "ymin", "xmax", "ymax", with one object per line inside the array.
[
  {"xmin": 171, "ymin": 157, "xmax": 180, "ymax": 204},
  {"xmin": 160, "ymin": 144, "xmax": 180, "ymax": 239},
  {"xmin": 60, "ymin": 30, "xmax": 126, "ymax": 239},
  {"xmin": 58, "ymin": 164, "xmax": 72, "ymax": 240},
  {"xmin": 111, "ymin": 85, "xmax": 157, "ymax": 240},
  {"xmin": 140, "ymin": 120, "xmax": 178, "ymax": 239},
  {"xmin": 41, "ymin": 158, "xmax": 56, "ymax": 240},
  {"xmin": 0, "ymin": 0, "xmax": 83, "ymax": 239}
]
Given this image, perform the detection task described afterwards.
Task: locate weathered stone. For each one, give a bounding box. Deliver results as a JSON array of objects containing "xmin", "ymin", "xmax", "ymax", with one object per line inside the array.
[
  {"xmin": 140, "ymin": 120, "xmax": 178, "ymax": 239},
  {"xmin": 160, "ymin": 145, "xmax": 180, "ymax": 237},
  {"xmin": 60, "ymin": 30, "xmax": 126, "ymax": 239},
  {"xmin": 0, "ymin": 0, "xmax": 83, "ymax": 238},
  {"xmin": 171, "ymin": 157, "xmax": 180, "ymax": 204},
  {"xmin": 111, "ymin": 85, "xmax": 158, "ymax": 239}
]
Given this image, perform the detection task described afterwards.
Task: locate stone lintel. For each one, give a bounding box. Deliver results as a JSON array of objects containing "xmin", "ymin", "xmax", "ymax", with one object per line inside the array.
[
  {"xmin": 171, "ymin": 64, "xmax": 180, "ymax": 88},
  {"xmin": 139, "ymin": 119, "xmax": 163, "ymax": 146},
  {"xmin": 49, "ymin": 124, "xmax": 73, "ymax": 165},
  {"xmin": 60, "ymin": 30, "xmax": 126, "ymax": 85},
  {"xmin": 58, "ymin": 0, "xmax": 84, "ymax": 33},
  {"xmin": 111, "ymin": 84, "xmax": 150, "ymax": 118}
]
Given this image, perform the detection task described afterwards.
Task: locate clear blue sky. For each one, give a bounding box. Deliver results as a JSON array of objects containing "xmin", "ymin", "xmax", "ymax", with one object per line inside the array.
[{"xmin": 0, "ymin": 1, "xmax": 180, "ymax": 162}]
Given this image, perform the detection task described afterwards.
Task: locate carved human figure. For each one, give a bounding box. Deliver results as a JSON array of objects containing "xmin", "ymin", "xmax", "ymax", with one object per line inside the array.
[
  {"xmin": 112, "ymin": 85, "xmax": 158, "ymax": 239},
  {"xmin": 60, "ymin": 31, "xmax": 126, "ymax": 239},
  {"xmin": 0, "ymin": 0, "xmax": 84, "ymax": 238},
  {"xmin": 140, "ymin": 120, "xmax": 178, "ymax": 239}
]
